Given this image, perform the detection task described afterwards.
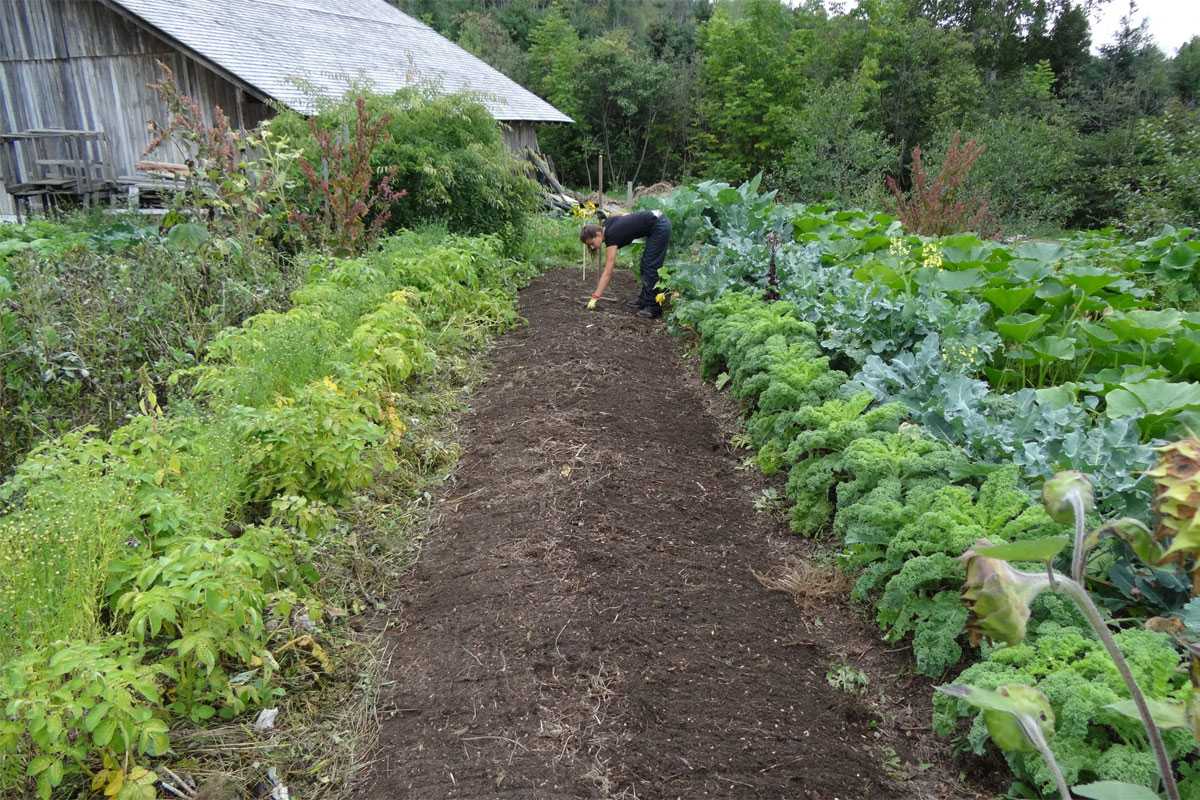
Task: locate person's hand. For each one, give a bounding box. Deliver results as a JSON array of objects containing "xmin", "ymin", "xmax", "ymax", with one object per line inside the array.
[{"xmin": 587, "ymin": 294, "xmax": 599, "ymax": 310}]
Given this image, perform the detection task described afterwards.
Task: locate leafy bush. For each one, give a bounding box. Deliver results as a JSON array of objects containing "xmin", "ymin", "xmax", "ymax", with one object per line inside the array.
[
  {"xmin": 639, "ymin": 174, "xmax": 783, "ymax": 251},
  {"xmin": 0, "ymin": 215, "xmax": 151, "ymax": 268},
  {"xmin": 941, "ymin": 113, "xmax": 1082, "ymax": 234},
  {"xmin": 1111, "ymin": 103, "xmax": 1200, "ymax": 237},
  {"xmin": 775, "ymin": 63, "xmax": 892, "ymax": 209},
  {"xmin": 927, "ymin": 62, "xmax": 1082, "ymax": 234},
  {"xmin": 0, "ymin": 229, "xmax": 542, "ymax": 795},
  {"xmin": 0, "ymin": 433, "xmax": 132, "ymax": 654},
  {"xmin": 0, "ymin": 639, "xmax": 169, "ymax": 799},
  {"xmin": 233, "ymin": 377, "xmax": 391, "ymax": 506},
  {"xmin": 269, "ymin": 89, "xmax": 540, "ymax": 252},
  {"xmin": 0, "ymin": 235, "xmax": 298, "ymax": 475}
]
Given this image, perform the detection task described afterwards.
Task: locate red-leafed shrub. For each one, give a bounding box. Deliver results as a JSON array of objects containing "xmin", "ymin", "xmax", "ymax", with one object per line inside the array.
[
  {"xmin": 887, "ymin": 133, "xmax": 996, "ymax": 237},
  {"xmin": 290, "ymin": 96, "xmax": 406, "ymax": 256}
]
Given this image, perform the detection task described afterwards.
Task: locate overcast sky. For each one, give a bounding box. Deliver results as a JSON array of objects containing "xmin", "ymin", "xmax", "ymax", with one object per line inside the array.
[
  {"xmin": 814, "ymin": 1, "xmax": 1199, "ymax": 57},
  {"xmin": 1089, "ymin": 0, "xmax": 1200, "ymax": 56}
]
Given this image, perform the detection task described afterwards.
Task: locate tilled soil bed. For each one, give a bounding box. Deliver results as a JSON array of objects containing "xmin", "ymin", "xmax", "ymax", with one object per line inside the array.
[{"xmin": 360, "ymin": 268, "xmax": 997, "ymax": 800}]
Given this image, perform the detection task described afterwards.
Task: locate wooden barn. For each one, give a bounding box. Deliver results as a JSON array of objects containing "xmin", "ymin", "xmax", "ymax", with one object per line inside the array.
[{"xmin": 0, "ymin": 0, "xmax": 572, "ymax": 218}]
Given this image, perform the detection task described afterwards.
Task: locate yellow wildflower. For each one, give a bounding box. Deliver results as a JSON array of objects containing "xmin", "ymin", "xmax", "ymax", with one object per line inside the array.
[{"xmin": 922, "ymin": 242, "xmax": 944, "ymax": 269}]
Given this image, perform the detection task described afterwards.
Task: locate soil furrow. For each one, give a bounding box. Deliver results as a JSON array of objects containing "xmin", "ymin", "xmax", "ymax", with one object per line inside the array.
[{"xmin": 361, "ymin": 268, "xmax": 990, "ymax": 800}]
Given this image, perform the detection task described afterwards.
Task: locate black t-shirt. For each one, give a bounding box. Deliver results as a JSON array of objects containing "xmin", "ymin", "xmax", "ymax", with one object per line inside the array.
[{"xmin": 603, "ymin": 211, "xmax": 657, "ymax": 248}]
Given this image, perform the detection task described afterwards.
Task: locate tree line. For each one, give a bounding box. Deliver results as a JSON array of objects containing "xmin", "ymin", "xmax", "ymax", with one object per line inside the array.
[{"xmin": 395, "ymin": 0, "xmax": 1200, "ymax": 234}]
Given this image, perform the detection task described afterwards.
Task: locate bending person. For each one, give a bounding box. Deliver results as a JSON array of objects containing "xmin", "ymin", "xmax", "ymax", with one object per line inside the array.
[{"xmin": 580, "ymin": 209, "xmax": 672, "ymax": 319}]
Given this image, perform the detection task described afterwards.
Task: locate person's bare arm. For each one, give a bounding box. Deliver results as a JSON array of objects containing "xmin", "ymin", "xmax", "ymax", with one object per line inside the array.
[{"xmin": 591, "ymin": 245, "xmax": 618, "ymax": 299}]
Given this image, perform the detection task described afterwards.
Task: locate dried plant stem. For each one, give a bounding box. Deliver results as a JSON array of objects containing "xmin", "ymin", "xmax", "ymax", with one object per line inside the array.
[
  {"xmin": 1069, "ymin": 490, "xmax": 1088, "ymax": 584},
  {"xmin": 1016, "ymin": 715, "xmax": 1072, "ymax": 800},
  {"xmin": 1055, "ymin": 575, "xmax": 1180, "ymax": 800}
]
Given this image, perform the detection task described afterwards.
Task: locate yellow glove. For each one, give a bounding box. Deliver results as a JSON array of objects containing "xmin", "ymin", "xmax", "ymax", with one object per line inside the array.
[{"xmin": 587, "ymin": 296, "xmax": 598, "ymax": 310}]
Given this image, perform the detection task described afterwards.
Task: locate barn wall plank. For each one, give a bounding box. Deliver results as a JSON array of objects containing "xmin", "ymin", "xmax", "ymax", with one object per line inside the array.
[{"xmin": 0, "ymin": 0, "xmax": 268, "ymax": 218}]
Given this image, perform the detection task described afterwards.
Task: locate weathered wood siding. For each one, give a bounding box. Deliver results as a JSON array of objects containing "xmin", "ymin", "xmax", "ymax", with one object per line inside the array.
[
  {"xmin": 500, "ymin": 121, "xmax": 540, "ymax": 153},
  {"xmin": 0, "ymin": 0, "xmax": 271, "ymax": 217}
]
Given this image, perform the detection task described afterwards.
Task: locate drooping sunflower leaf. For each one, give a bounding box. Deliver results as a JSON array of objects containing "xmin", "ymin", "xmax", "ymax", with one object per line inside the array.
[
  {"xmin": 1073, "ymin": 781, "xmax": 1162, "ymax": 800},
  {"xmin": 977, "ymin": 536, "xmax": 1070, "ymax": 562}
]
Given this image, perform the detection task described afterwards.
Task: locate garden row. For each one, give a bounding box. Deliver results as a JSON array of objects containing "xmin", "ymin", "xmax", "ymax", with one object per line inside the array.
[
  {"xmin": 0, "ymin": 228, "xmax": 545, "ymax": 799},
  {"xmin": 647, "ymin": 179, "xmax": 1200, "ymax": 797}
]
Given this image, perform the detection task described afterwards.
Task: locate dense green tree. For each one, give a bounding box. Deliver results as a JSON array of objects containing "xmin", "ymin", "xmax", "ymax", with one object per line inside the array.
[
  {"xmin": 527, "ymin": 7, "xmax": 682, "ymax": 187},
  {"xmin": 910, "ymin": 0, "xmax": 1107, "ymax": 80},
  {"xmin": 692, "ymin": 0, "xmax": 802, "ymax": 181},
  {"xmin": 861, "ymin": 4, "xmax": 984, "ymax": 165},
  {"xmin": 574, "ymin": 32, "xmax": 675, "ymax": 186},
  {"xmin": 1173, "ymin": 37, "xmax": 1200, "ymax": 106},
  {"xmin": 457, "ymin": 11, "xmax": 530, "ymax": 85},
  {"xmin": 391, "ymin": 0, "xmax": 477, "ymax": 35},
  {"xmin": 1042, "ymin": 2, "xmax": 1092, "ymax": 84},
  {"xmin": 527, "ymin": 5, "xmax": 589, "ymax": 178},
  {"xmin": 1070, "ymin": 3, "xmax": 1171, "ymax": 132}
]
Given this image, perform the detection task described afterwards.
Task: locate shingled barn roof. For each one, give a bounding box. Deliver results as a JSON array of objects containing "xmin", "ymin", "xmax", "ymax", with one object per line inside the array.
[{"xmin": 102, "ymin": 0, "xmax": 573, "ymax": 122}]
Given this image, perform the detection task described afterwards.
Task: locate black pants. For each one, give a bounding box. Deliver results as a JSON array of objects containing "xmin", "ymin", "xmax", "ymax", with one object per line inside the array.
[{"xmin": 637, "ymin": 214, "xmax": 672, "ymax": 309}]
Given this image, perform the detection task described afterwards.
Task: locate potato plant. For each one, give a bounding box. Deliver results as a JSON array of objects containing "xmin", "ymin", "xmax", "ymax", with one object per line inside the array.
[{"xmin": 0, "ymin": 230, "xmax": 540, "ymax": 797}]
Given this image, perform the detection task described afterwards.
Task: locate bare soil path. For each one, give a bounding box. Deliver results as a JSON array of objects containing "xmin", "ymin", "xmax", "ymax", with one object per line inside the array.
[{"xmin": 361, "ymin": 268, "xmax": 994, "ymax": 800}]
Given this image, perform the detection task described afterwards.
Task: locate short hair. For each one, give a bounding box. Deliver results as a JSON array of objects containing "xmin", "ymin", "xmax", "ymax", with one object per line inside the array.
[{"xmin": 580, "ymin": 223, "xmax": 602, "ymax": 243}]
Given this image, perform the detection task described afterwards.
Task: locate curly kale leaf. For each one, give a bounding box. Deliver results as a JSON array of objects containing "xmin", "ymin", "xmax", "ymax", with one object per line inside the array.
[
  {"xmin": 853, "ymin": 467, "xmax": 1067, "ymax": 675},
  {"xmin": 877, "ymin": 555, "xmax": 963, "ymax": 631},
  {"xmin": 875, "ymin": 556, "xmax": 967, "ymax": 676},
  {"xmin": 835, "ymin": 429, "xmax": 968, "ymax": 511},
  {"xmin": 910, "ymin": 591, "xmax": 970, "ymax": 677},
  {"xmin": 834, "ymin": 432, "xmax": 973, "ymax": 571},
  {"xmin": 744, "ymin": 349, "xmax": 845, "ymax": 429},
  {"xmin": 837, "ymin": 477, "xmax": 906, "ymax": 553},
  {"xmin": 1177, "ymin": 761, "xmax": 1200, "ymax": 800},
  {"xmin": 936, "ymin": 622, "xmax": 1193, "ymax": 797},
  {"xmin": 695, "ymin": 293, "xmax": 815, "ymax": 382},
  {"xmin": 780, "ymin": 394, "xmax": 905, "ymax": 535},
  {"xmin": 734, "ymin": 337, "xmax": 832, "ymax": 405}
]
